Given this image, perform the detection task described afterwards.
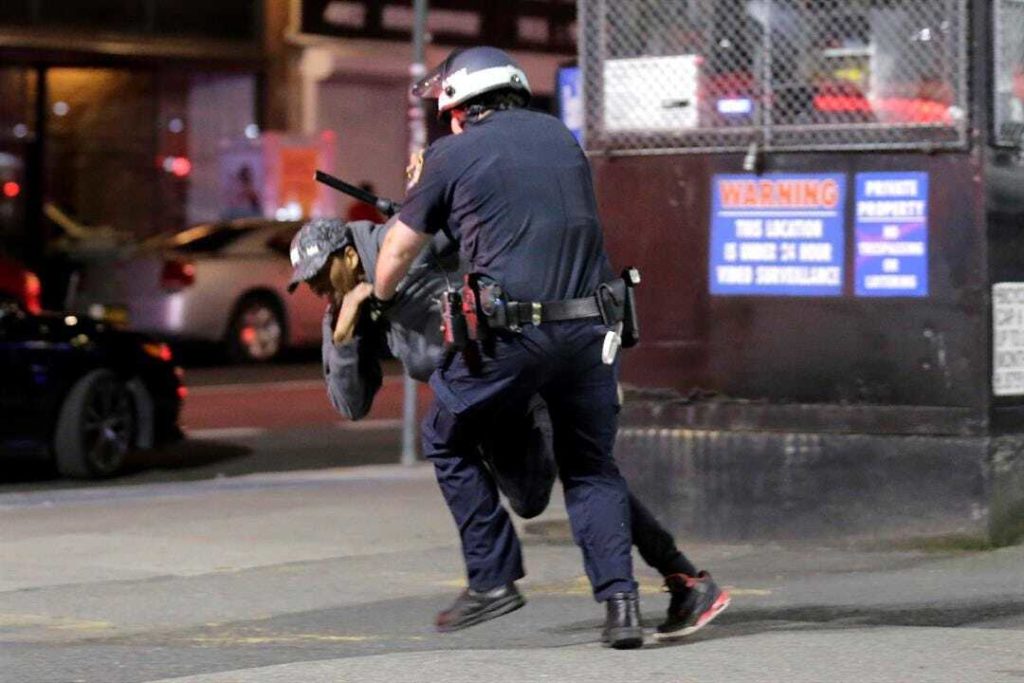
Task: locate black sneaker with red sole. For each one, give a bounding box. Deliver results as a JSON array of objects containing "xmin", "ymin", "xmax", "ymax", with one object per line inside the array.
[{"xmin": 654, "ymin": 571, "xmax": 731, "ymax": 640}]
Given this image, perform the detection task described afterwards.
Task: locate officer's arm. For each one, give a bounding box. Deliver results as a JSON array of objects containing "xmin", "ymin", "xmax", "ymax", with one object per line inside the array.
[{"xmin": 374, "ymin": 219, "xmax": 430, "ymax": 301}]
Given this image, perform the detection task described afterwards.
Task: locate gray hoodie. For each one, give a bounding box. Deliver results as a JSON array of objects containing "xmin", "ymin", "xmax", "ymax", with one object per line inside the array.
[
  {"xmin": 320, "ymin": 219, "xmax": 460, "ymax": 420},
  {"xmin": 319, "ymin": 219, "xmax": 556, "ymax": 520}
]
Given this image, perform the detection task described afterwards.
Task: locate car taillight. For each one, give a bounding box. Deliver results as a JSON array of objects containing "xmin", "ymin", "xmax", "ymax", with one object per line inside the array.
[
  {"xmin": 142, "ymin": 342, "xmax": 173, "ymax": 362},
  {"xmin": 160, "ymin": 259, "xmax": 195, "ymax": 291},
  {"xmin": 23, "ymin": 271, "xmax": 41, "ymax": 315},
  {"xmin": 174, "ymin": 366, "xmax": 187, "ymax": 399}
]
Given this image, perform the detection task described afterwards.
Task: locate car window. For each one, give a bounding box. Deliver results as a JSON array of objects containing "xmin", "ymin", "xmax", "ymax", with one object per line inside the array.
[
  {"xmin": 167, "ymin": 225, "xmax": 255, "ymax": 254},
  {"xmin": 213, "ymin": 221, "xmax": 300, "ymax": 256}
]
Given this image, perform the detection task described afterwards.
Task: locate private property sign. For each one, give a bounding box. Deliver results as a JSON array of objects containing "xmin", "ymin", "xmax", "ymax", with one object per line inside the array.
[
  {"xmin": 709, "ymin": 174, "xmax": 846, "ymax": 296},
  {"xmin": 854, "ymin": 172, "xmax": 929, "ymax": 297}
]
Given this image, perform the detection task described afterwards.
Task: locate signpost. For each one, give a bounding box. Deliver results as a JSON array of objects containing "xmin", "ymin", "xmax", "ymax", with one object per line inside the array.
[{"xmin": 401, "ymin": 0, "xmax": 428, "ymax": 466}]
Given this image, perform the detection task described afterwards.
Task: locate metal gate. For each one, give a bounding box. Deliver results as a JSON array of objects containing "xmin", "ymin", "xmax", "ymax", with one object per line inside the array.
[{"xmin": 579, "ymin": 0, "xmax": 970, "ymax": 154}]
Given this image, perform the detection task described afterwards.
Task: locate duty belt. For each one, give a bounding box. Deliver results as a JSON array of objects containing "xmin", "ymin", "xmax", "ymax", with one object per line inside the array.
[
  {"xmin": 440, "ymin": 270, "xmax": 640, "ymax": 353},
  {"xmin": 502, "ymin": 296, "xmax": 602, "ymax": 327},
  {"xmin": 474, "ymin": 276, "xmax": 632, "ymax": 333}
]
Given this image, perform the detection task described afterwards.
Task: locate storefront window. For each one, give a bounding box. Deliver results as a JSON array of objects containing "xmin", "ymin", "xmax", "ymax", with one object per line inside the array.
[
  {"xmin": 42, "ymin": 68, "xmax": 256, "ymax": 245},
  {"xmin": 0, "ymin": 68, "xmax": 36, "ymax": 257},
  {"xmin": 45, "ymin": 68, "xmax": 163, "ymax": 239}
]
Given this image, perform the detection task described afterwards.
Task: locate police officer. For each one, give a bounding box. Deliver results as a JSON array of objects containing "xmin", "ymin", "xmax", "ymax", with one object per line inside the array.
[
  {"xmin": 369, "ymin": 46, "xmax": 647, "ymax": 648},
  {"xmin": 288, "ymin": 215, "xmax": 731, "ymax": 642}
]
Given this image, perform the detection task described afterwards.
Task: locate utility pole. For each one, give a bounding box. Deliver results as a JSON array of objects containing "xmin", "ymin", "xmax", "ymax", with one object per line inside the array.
[{"xmin": 401, "ymin": 0, "xmax": 429, "ymax": 466}]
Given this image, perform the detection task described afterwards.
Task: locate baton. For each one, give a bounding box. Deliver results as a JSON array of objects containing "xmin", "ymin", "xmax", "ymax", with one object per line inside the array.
[{"xmin": 314, "ymin": 170, "xmax": 402, "ymax": 217}]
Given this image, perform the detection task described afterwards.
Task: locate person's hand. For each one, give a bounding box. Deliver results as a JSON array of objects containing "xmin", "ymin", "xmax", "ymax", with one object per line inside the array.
[{"xmin": 332, "ymin": 282, "xmax": 374, "ymax": 344}]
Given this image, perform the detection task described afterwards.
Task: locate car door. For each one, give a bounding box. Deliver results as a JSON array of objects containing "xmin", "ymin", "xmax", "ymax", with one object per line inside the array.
[
  {"xmin": 0, "ymin": 307, "xmax": 27, "ymax": 440},
  {"xmin": 0, "ymin": 308, "xmax": 67, "ymax": 449}
]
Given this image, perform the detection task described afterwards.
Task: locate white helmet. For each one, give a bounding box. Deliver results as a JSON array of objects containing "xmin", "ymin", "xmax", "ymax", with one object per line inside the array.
[{"xmin": 413, "ymin": 46, "xmax": 531, "ymax": 113}]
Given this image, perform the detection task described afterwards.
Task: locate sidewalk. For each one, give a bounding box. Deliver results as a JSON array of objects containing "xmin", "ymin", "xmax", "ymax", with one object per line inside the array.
[{"xmin": 2, "ymin": 464, "xmax": 1023, "ymax": 683}]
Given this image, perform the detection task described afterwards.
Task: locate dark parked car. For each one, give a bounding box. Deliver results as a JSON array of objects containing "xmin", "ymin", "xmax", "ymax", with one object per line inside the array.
[{"xmin": 0, "ymin": 300, "xmax": 185, "ymax": 478}]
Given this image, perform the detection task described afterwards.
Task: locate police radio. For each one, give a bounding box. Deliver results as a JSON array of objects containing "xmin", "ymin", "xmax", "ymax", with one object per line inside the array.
[{"xmin": 440, "ymin": 289, "xmax": 468, "ymax": 352}]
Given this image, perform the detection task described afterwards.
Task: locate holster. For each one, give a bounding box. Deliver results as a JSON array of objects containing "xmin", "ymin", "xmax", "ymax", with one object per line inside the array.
[
  {"xmin": 460, "ymin": 273, "xmax": 489, "ymax": 341},
  {"xmin": 474, "ymin": 277, "xmax": 512, "ymax": 331},
  {"xmin": 620, "ymin": 267, "xmax": 641, "ymax": 348}
]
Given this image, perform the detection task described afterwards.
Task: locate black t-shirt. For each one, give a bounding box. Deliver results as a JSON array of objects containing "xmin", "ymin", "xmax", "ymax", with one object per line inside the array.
[{"xmin": 398, "ymin": 108, "xmax": 612, "ymax": 302}]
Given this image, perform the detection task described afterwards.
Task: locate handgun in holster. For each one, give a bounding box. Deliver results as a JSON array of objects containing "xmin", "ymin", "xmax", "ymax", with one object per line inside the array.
[
  {"xmin": 475, "ymin": 278, "xmax": 512, "ymax": 331},
  {"xmin": 440, "ymin": 289, "xmax": 468, "ymax": 352}
]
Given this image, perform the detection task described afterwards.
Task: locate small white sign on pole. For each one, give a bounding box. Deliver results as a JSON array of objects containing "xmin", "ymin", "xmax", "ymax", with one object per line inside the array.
[
  {"xmin": 603, "ymin": 55, "xmax": 699, "ymax": 132},
  {"xmin": 993, "ymin": 282, "xmax": 1024, "ymax": 396}
]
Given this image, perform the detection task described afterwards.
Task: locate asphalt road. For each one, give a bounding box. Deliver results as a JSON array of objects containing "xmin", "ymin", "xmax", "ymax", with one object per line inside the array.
[
  {"xmin": 3, "ymin": 464, "xmax": 1023, "ymax": 683},
  {"xmin": 3, "ymin": 361, "xmax": 1023, "ymax": 682}
]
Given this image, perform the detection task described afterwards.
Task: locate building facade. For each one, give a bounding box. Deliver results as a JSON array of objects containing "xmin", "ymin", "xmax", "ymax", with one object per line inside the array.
[
  {"xmin": 0, "ymin": 1, "xmax": 575, "ymax": 304},
  {"xmin": 289, "ymin": 0, "xmax": 576, "ymax": 208},
  {"xmin": 0, "ymin": 0, "xmax": 280, "ymax": 286}
]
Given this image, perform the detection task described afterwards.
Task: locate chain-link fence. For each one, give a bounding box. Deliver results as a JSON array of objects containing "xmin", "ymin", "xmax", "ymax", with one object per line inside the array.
[
  {"xmin": 995, "ymin": 0, "xmax": 1024, "ymax": 145},
  {"xmin": 579, "ymin": 0, "xmax": 969, "ymax": 155}
]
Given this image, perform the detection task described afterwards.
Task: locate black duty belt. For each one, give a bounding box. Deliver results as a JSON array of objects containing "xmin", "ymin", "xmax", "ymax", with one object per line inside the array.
[
  {"xmin": 443, "ymin": 269, "xmax": 640, "ymax": 352},
  {"xmin": 503, "ymin": 297, "xmax": 602, "ymax": 327}
]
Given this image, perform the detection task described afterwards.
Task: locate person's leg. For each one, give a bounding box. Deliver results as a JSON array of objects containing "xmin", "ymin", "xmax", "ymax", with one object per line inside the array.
[
  {"xmin": 539, "ymin": 341, "xmax": 635, "ymax": 603},
  {"xmin": 479, "ymin": 395, "xmax": 557, "ymax": 519},
  {"xmin": 628, "ymin": 493, "xmax": 698, "ymax": 577},
  {"xmin": 420, "ymin": 335, "xmax": 547, "ymax": 633},
  {"xmin": 421, "ymin": 399, "xmax": 524, "ymax": 592},
  {"xmin": 539, "ymin": 327, "xmax": 641, "ymax": 649},
  {"xmin": 626, "ymin": 491, "xmax": 730, "ymax": 640}
]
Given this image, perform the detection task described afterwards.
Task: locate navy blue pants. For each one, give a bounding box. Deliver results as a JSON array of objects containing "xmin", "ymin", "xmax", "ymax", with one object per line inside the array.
[{"xmin": 423, "ymin": 320, "xmax": 637, "ymax": 602}]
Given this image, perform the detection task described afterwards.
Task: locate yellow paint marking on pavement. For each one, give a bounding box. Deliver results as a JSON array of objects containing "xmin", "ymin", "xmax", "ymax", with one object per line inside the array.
[
  {"xmin": 0, "ymin": 614, "xmax": 50, "ymax": 627},
  {"xmin": 638, "ymin": 576, "xmax": 667, "ymax": 594},
  {"xmin": 491, "ymin": 576, "xmax": 774, "ymax": 598},
  {"xmin": 723, "ymin": 586, "xmax": 773, "ymax": 596},
  {"xmin": 51, "ymin": 620, "xmax": 116, "ymax": 632},
  {"xmin": 528, "ymin": 576, "xmax": 596, "ymax": 596},
  {"xmin": 0, "ymin": 613, "xmax": 115, "ymax": 631},
  {"xmin": 190, "ymin": 634, "xmax": 379, "ymax": 645},
  {"xmin": 528, "ymin": 576, "xmax": 662, "ymax": 596}
]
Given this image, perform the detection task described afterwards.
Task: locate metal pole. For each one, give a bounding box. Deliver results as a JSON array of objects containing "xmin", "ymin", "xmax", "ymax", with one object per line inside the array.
[{"xmin": 401, "ymin": 0, "xmax": 429, "ymax": 466}]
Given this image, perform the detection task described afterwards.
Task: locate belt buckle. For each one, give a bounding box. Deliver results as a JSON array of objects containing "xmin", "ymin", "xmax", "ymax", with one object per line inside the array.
[{"xmin": 531, "ymin": 302, "xmax": 542, "ymax": 326}]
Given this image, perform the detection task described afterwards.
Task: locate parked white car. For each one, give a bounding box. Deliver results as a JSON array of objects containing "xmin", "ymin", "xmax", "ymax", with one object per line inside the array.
[{"xmin": 71, "ymin": 219, "xmax": 325, "ymax": 362}]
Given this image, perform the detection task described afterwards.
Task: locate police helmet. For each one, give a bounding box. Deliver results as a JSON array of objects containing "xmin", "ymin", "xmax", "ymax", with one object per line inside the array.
[{"xmin": 412, "ymin": 46, "xmax": 531, "ymax": 112}]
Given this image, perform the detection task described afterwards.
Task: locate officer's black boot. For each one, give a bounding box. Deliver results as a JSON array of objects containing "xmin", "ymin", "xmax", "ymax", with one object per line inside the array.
[
  {"xmin": 435, "ymin": 583, "xmax": 525, "ymax": 632},
  {"xmin": 602, "ymin": 592, "xmax": 644, "ymax": 649}
]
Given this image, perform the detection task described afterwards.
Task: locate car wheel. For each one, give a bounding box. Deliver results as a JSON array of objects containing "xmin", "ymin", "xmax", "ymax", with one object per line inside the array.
[
  {"xmin": 227, "ymin": 295, "xmax": 285, "ymax": 363},
  {"xmin": 54, "ymin": 369, "xmax": 137, "ymax": 478}
]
